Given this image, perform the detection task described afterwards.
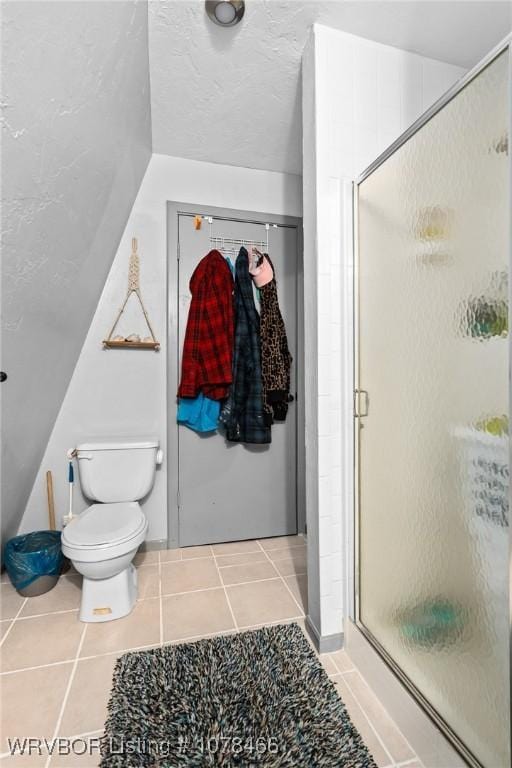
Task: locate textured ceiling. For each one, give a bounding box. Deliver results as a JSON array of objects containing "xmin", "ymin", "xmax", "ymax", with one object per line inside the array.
[{"xmin": 148, "ymin": 1, "xmax": 511, "ymax": 174}]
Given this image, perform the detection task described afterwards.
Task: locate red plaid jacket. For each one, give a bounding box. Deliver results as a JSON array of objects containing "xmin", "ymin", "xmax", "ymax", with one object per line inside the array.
[{"xmin": 178, "ymin": 250, "xmax": 234, "ymax": 401}]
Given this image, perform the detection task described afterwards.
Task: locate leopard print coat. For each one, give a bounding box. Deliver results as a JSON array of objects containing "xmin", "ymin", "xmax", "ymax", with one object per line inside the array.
[{"xmin": 259, "ymin": 256, "xmax": 293, "ymax": 424}]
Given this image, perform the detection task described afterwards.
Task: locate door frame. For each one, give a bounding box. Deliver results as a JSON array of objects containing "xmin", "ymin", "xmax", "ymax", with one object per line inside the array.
[
  {"xmin": 166, "ymin": 201, "xmax": 305, "ymax": 549},
  {"xmin": 352, "ymin": 36, "xmax": 511, "ymax": 768}
]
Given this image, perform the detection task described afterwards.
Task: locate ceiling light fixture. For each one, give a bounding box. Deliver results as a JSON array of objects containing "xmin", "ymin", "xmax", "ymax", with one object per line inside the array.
[{"xmin": 205, "ymin": 0, "xmax": 245, "ymax": 27}]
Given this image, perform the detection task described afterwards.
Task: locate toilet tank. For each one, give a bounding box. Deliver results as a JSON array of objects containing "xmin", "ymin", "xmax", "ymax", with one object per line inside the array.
[{"xmin": 76, "ymin": 438, "xmax": 162, "ymax": 503}]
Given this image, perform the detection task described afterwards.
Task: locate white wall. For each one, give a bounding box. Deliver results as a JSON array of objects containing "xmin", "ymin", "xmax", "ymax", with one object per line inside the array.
[
  {"xmin": 302, "ymin": 24, "xmax": 465, "ymax": 641},
  {"xmin": 1, "ymin": 0, "xmax": 152, "ymax": 545},
  {"xmin": 20, "ymin": 154, "xmax": 302, "ymax": 541}
]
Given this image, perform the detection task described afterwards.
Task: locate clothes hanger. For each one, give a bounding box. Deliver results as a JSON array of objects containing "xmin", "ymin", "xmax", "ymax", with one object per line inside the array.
[{"xmin": 251, "ymin": 247, "xmax": 265, "ymax": 268}]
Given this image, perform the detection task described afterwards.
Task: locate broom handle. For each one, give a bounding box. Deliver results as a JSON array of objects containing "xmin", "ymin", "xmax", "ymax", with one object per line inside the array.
[{"xmin": 46, "ymin": 471, "xmax": 56, "ymax": 530}]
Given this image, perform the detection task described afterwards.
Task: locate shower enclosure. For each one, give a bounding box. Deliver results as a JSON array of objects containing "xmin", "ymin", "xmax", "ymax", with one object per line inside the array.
[{"xmin": 354, "ymin": 42, "xmax": 510, "ymax": 768}]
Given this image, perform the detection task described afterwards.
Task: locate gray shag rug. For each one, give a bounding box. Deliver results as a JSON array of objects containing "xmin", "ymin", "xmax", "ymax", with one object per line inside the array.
[{"xmin": 101, "ymin": 622, "xmax": 376, "ymax": 767}]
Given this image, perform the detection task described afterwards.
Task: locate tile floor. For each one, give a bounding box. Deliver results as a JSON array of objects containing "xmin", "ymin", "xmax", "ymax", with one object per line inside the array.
[{"xmin": 0, "ymin": 536, "xmax": 421, "ymax": 767}]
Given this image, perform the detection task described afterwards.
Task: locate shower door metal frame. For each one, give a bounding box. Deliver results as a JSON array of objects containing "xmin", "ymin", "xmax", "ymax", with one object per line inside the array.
[{"xmin": 353, "ymin": 35, "xmax": 511, "ymax": 768}]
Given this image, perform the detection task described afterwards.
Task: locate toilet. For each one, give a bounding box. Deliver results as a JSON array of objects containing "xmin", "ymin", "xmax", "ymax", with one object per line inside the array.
[{"xmin": 61, "ymin": 438, "xmax": 163, "ymax": 622}]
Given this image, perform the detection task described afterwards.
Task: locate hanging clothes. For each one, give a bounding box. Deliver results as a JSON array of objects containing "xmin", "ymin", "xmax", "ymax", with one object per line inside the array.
[
  {"xmin": 220, "ymin": 247, "xmax": 271, "ymax": 444},
  {"xmin": 178, "ymin": 250, "xmax": 234, "ymax": 401},
  {"xmin": 253, "ymin": 254, "xmax": 293, "ymax": 423},
  {"xmin": 177, "ymin": 393, "xmax": 220, "ymax": 433}
]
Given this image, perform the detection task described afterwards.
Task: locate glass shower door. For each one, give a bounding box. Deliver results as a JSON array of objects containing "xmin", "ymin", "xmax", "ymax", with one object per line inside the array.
[{"xmin": 356, "ymin": 47, "xmax": 510, "ymax": 768}]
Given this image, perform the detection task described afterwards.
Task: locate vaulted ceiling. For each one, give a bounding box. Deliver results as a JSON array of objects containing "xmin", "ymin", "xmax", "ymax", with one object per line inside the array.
[{"xmin": 148, "ymin": 0, "xmax": 511, "ymax": 174}]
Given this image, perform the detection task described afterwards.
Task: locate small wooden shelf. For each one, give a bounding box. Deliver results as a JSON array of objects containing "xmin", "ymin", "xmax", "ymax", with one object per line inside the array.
[
  {"xmin": 103, "ymin": 340, "xmax": 160, "ymax": 350},
  {"xmin": 103, "ymin": 238, "xmax": 160, "ymax": 351}
]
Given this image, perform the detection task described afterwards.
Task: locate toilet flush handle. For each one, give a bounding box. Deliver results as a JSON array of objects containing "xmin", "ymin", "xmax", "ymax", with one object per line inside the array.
[
  {"xmin": 156, "ymin": 449, "xmax": 164, "ymax": 466},
  {"xmin": 77, "ymin": 451, "xmax": 93, "ymax": 460}
]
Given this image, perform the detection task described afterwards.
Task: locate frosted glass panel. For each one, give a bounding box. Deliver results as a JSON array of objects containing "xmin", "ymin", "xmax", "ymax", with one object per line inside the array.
[{"xmin": 357, "ymin": 51, "xmax": 510, "ymax": 767}]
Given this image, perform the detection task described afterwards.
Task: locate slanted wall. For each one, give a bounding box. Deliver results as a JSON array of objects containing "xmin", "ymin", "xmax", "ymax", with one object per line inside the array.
[{"xmin": 1, "ymin": 0, "xmax": 152, "ymax": 546}]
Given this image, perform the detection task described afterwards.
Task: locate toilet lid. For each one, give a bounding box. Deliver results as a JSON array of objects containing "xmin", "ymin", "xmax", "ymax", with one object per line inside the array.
[{"xmin": 62, "ymin": 502, "xmax": 145, "ymax": 548}]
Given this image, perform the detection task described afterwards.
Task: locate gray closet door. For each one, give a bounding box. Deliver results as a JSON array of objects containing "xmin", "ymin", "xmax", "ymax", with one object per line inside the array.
[{"xmin": 177, "ymin": 210, "xmax": 298, "ymax": 545}]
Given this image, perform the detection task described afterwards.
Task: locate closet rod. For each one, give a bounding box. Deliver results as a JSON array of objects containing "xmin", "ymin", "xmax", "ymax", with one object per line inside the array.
[
  {"xmin": 210, "ymin": 237, "xmax": 266, "ymax": 246},
  {"xmin": 178, "ymin": 212, "xmax": 297, "ymax": 230}
]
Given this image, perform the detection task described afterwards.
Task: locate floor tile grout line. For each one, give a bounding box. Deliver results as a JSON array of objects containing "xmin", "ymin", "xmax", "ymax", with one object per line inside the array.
[
  {"xmin": 343, "ymin": 669, "xmax": 419, "ymax": 762},
  {"xmin": 1, "ymin": 568, "xmax": 307, "ymax": 624},
  {"xmin": 215, "ymin": 557, "xmax": 268, "ymax": 568},
  {"xmin": 1, "ymin": 570, "xmax": 308, "ymax": 624},
  {"xmin": 1, "ymin": 580, "xmax": 303, "ymax": 675},
  {"xmin": 0, "ymin": 543, "xmax": 305, "ymax": 582},
  {"xmin": 160, "ymin": 550, "xmax": 306, "ymax": 565},
  {"xmin": 340, "ymin": 676, "xmax": 396, "ymax": 765},
  {"xmin": 134, "ymin": 561, "xmax": 161, "ymax": 568},
  {"xmin": 138, "ymin": 593, "xmax": 161, "ymax": 599},
  {"xmin": 212, "ymin": 540, "xmax": 306, "ymax": 557},
  {"xmin": 329, "ymin": 652, "xmax": 357, "ymax": 675},
  {"xmin": 236, "ymin": 615, "xmax": 305, "ymax": 632},
  {"xmin": 216, "ymin": 560, "xmax": 307, "ymax": 575},
  {"xmin": 258, "ymin": 538, "xmax": 306, "ymax": 550},
  {"xmin": 161, "ymin": 575, "xmax": 286, "ymax": 599},
  {"xmin": 77, "ymin": 642, "xmax": 159, "ymax": 665},
  {"xmin": 167, "ymin": 628, "xmax": 239, "ymax": 646},
  {"xmin": 1, "ymin": 658, "xmax": 78, "ymax": 676},
  {"xmin": 0, "ymin": 619, "xmax": 12, "ymax": 640},
  {"xmin": 214, "ymin": 575, "xmax": 285, "ymax": 590},
  {"xmin": 332, "ymin": 661, "xmax": 357, "ymax": 675},
  {"xmin": 1, "ymin": 617, "xmax": 310, "ymax": 675},
  {"xmin": 0, "ymin": 597, "xmax": 27, "ymax": 648},
  {"xmin": 212, "ymin": 550, "xmax": 238, "ymax": 632},
  {"xmin": 160, "ymin": 543, "xmax": 306, "ymax": 568},
  {"xmin": 340, "ymin": 669, "xmax": 396, "ymax": 767},
  {"xmin": 44, "ymin": 622, "xmax": 89, "ymax": 768},
  {"xmin": 11, "ymin": 607, "xmax": 80, "ymax": 622},
  {"xmin": 212, "ymin": 550, "xmax": 262, "ymax": 559},
  {"xmin": 162, "ymin": 553, "xmax": 213, "ymax": 563},
  {"xmin": 257, "ymin": 541, "xmax": 306, "ymax": 618},
  {"xmin": 166, "ymin": 615, "xmax": 306, "ymax": 645},
  {"xmin": 157, "ymin": 552, "xmax": 163, "ymax": 646}
]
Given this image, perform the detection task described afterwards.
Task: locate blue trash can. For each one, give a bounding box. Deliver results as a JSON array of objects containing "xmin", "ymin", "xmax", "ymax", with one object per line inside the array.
[{"xmin": 3, "ymin": 531, "xmax": 63, "ymax": 596}]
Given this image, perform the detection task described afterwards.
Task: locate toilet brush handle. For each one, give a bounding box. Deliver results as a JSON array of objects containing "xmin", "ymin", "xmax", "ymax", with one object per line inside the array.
[{"xmin": 67, "ymin": 461, "xmax": 74, "ymax": 521}]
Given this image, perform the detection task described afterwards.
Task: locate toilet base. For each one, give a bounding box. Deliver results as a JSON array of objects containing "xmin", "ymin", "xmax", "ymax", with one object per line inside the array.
[{"xmin": 80, "ymin": 564, "xmax": 138, "ymax": 622}]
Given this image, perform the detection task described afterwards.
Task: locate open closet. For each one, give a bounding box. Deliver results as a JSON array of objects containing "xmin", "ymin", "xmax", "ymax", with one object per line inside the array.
[{"xmin": 167, "ymin": 202, "xmax": 305, "ymax": 547}]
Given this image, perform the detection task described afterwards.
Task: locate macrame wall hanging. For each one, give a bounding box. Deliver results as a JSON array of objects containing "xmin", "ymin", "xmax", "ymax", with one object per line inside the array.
[{"xmin": 103, "ymin": 238, "xmax": 160, "ymax": 350}]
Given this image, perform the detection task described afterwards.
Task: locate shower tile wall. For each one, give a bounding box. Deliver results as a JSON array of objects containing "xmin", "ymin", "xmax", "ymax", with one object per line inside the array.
[{"xmin": 302, "ymin": 25, "xmax": 465, "ymax": 637}]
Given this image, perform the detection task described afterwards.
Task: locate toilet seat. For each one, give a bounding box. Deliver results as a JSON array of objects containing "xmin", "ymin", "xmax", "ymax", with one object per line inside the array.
[
  {"xmin": 63, "ymin": 502, "xmax": 145, "ymax": 547},
  {"xmin": 61, "ymin": 502, "xmax": 148, "ymax": 563}
]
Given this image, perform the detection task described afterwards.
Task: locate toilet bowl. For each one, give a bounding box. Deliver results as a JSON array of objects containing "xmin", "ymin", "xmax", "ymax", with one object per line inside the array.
[{"xmin": 61, "ymin": 438, "xmax": 162, "ymax": 622}]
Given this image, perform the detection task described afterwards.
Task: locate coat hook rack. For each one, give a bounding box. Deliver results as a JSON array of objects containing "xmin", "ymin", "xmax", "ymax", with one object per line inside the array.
[{"xmin": 103, "ymin": 238, "xmax": 160, "ymax": 350}]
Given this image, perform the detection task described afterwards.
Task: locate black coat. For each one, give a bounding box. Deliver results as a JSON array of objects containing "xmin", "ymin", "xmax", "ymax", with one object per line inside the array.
[{"xmin": 220, "ymin": 248, "xmax": 271, "ymax": 444}]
